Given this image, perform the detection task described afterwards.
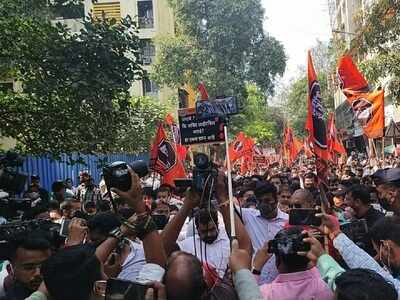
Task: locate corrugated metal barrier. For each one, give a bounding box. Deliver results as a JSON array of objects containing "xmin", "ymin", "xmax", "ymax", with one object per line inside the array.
[{"xmin": 18, "ymin": 153, "xmax": 148, "ymax": 192}]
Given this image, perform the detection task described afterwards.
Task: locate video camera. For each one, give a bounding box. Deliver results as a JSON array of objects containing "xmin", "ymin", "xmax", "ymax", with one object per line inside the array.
[
  {"xmin": 103, "ymin": 160, "xmax": 149, "ymax": 192},
  {"xmin": 0, "ymin": 152, "xmax": 27, "ymax": 194},
  {"xmin": 268, "ymin": 232, "xmax": 310, "ymax": 255},
  {"xmin": 175, "ymin": 153, "xmax": 218, "ymax": 203},
  {"xmin": 0, "ymin": 219, "xmax": 63, "ymax": 260}
]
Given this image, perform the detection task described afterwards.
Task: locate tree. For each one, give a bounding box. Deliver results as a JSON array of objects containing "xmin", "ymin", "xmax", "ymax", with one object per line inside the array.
[
  {"xmin": 354, "ymin": 0, "xmax": 400, "ymax": 103},
  {"xmin": 0, "ymin": 0, "xmax": 153, "ymax": 156},
  {"xmin": 114, "ymin": 96, "xmax": 167, "ymax": 153},
  {"xmin": 231, "ymin": 84, "xmax": 284, "ymax": 144},
  {"xmin": 152, "ymin": 0, "xmax": 286, "ymax": 100}
]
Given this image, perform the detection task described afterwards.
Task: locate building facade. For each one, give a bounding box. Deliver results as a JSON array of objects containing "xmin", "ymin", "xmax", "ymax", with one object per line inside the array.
[{"xmin": 328, "ymin": 0, "xmax": 398, "ymax": 152}]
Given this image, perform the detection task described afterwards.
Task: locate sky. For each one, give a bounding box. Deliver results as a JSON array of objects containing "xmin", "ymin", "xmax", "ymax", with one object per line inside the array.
[{"xmin": 261, "ymin": 0, "xmax": 332, "ymax": 84}]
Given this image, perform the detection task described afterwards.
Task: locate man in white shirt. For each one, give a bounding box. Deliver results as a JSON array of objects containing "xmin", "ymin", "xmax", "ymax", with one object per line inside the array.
[{"xmin": 241, "ymin": 181, "xmax": 288, "ymax": 284}]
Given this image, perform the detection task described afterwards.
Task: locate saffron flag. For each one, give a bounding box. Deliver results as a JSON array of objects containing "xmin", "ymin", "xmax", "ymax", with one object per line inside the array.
[
  {"xmin": 150, "ymin": 124, "xmax": 186, "ymax": 186},
  {"xmin": 327, "ymin": 112, "xmax": 346, "ymax": 159},
  {"xmin": 228, "ymin": 132, "xmax": 246, "ymax": 163},
  {"xmin": 306, "ymin": 51, "xmax": 329, "ymax": 160},
  {"xmin": 306, "ymin": 51, "xmax": 329, "ymax": 182},
  {"xmin": 283, "ymin": 127, "xmax": 302, "ymax": 164},
  {"xmin": 303, "ymin": 138, "xmax": 314, "ymax": 159},
  {"xmin": 337, "ymin": 55, "xmax": 369, "ymax": 96},
  {"xmin": 337, "ymin": 55, "xmax": 385, "ymax": 139}
]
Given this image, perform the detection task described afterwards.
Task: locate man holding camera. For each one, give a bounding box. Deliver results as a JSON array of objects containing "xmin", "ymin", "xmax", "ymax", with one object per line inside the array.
[{"xmin": 252, "ymin": 227, "xmax": 333, "ymax": 300}]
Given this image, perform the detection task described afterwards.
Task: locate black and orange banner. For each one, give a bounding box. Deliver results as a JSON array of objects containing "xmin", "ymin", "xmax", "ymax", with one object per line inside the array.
[
  {"xmin": 150, "ymin": 124, "xmax": 187, "ymax": 187},
  {"xmin": 306, "ymin": 51, "xmax": 329, "ymax": 182}
]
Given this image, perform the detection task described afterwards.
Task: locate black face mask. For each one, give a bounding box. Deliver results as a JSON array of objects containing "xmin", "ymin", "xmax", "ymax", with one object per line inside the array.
[
  {"xmin": 257, "ymin": 202, "xmax": 275, "ymax": 218},
  {"xmin": 152, "ymin": 214, "xmax": 169, "ymax": 230}
]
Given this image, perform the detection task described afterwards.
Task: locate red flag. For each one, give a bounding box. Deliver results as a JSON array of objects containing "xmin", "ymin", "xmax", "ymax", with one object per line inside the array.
[
  {"xmin": 198, "ymin": 82, "xmax": 209, "ymax": 100},
  {"xmin": 327, "ymin": 112, "xmax": 346, "ymax": 157},
  {"xmin": 337, "ymin": 55, "xmax": 369, "ymax": 97},
  {"xmin": 337, "ymin": 56, "xmax": 385, "ymax": 139},
  {"xmin": 283, "ymin": 127, "xmax": 302, "ymax": 164},
  {"xmin": 228, "ymin": 132, "xmax": 246, "ymax": 163},
  {"xmin": 303, "ymin": 138, "xmax": 314, "ymax": 158},
  {"xmin": 164, "ymin": 113, "xmax": 187, "ymax": 160},
  {"xmin": 149, "ymin": 124, "xmax": 186, "ymax": 186},
  {"xmin": 306, "ymin": 51, "xmax": 328, "ymax": 182}
]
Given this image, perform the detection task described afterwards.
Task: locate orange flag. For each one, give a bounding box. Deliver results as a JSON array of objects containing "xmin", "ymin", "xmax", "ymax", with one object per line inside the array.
[
  {"xmin": 306, "ymin": 51, "xmax": 329, "ymax": 161},
  {"xmin": 228, "ymin": 132, "xmax": 246, "ymax": 163},
  {"xmin": 306, "ymin": 51, "xmax": 329, "ymax": 183},
  {"xmin": 283, "ymin": 127, "xmax": 302, "ymax": 164},
  {"xmin": 150, "ymin": 124, "xmax": 186, "ymax": 187},
  {"xmin": 337, "ymin": 55, "xmax": 385, "ymax": 139},
  {"xmin": 327, "ymin": 112, "xmax": 346, "ymax": 159},
  {"xmin": 337, "ymin": 55, "xmax": 369, "ymax": 96}
]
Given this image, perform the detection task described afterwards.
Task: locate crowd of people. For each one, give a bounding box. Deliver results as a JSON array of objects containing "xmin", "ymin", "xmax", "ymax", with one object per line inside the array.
[{"xmin": 1, "ymin": 153, "xmax": 400, "ymax": 300}]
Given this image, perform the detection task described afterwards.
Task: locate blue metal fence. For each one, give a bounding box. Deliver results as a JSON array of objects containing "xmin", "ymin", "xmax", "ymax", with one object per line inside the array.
[{"xmin": 18, "ymin": 153, "xmax": 148, "ymax": 192}]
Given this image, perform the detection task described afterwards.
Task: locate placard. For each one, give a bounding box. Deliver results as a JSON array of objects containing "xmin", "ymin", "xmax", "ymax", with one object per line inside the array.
[
  {"xmin": 195, "ymin": 97, "xmax": 238, "ymax": 119},
  {"xmin": 178, "ymin": 108, "xmax": 225, "ymax": 145}
]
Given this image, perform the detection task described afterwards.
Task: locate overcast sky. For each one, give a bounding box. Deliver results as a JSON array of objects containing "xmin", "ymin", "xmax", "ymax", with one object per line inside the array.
[{"xmin": 261, "ymin": 0, "xmax": 332, "ymax": 83}]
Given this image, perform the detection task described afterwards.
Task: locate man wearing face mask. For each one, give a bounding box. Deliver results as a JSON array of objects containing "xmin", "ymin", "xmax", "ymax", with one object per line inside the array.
[
  {"xmin": 374, "ymin": 168, "xmax": 400, "ymax": 216},
  {"xmin": 240, "ymin": 181, "xmax": 288, "ymax": 284},
  {"xmin": 320, "ymin": 213, "xmax": 400, "ymax": 296}
]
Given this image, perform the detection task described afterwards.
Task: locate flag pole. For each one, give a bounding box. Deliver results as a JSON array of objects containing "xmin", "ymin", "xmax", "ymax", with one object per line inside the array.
[{"xmin": 224, "ymin": 125, "xmax": 236, "ymax": 239}]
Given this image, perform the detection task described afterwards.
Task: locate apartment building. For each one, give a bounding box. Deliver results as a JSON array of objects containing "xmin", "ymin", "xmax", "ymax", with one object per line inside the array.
[
  {"xmin": 328, "ymin": 0, "xmax": 398, "ymax": 151},
  {"xmin": 83, "ymin": 0, "xmax": 175, "ymax": 103}
]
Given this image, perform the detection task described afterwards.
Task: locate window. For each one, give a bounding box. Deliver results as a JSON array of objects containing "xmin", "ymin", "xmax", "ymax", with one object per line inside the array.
[
  {"xmin": 52, "ymin": 3, "xmax": 84, "ymax": 19},
  {"xmin": 140, "ymin": 39, "xmax": 156, "ymax": 65},
  {"xmin": 93, "ymin": 2, "xmax": 121, "ymax": 21},
  {"xmin": 138, "ymin": 0, "xmax": 154, "ymax": 29},
  {"xmin": 142, "ymin": 77, "xmax": 159, "ymax": 96}
]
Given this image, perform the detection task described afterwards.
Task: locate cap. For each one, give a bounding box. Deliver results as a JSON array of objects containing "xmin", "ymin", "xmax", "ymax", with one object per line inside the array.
[
  {"xmin": 332, "ymin": 184, "xmax": 348, "ymax": 197},
  {"xmin": 371, "ymin": 168, "xmax": 391, "ymax": 185},
  {"xmin": 380, "ymin": 168, "xmax": 400, "ymax": 186}
]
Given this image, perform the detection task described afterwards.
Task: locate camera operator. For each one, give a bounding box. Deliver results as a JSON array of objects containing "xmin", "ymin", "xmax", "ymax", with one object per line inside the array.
[
  {"xmin": 1, "ymin": 236, "xmax": 51, "ymax": 300},
  {"xmin": 251, "ymin": 227, "xmax": 332, "ymax": 299},
  {"xmin": 240, "ymin": 181, "xmax": 288, "ymax": 284}
]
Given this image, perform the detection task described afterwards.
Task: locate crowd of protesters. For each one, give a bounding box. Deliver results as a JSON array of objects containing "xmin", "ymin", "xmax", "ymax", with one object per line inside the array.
[{"xmin": 1, "ymin": 152, "xmax": 400, "ymax": 300}]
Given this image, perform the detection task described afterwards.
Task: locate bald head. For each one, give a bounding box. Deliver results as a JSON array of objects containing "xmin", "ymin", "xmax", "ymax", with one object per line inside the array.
[
  {"xmin": 165, "ymin": 252, "xmax": 205, "ymax": 300},
  {"xmin": 290, "ymin": 189, "xmax": 315, "ymax": 209}
]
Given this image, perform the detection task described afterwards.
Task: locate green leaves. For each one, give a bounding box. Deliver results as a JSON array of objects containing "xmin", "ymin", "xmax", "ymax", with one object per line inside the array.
[
  {"xmin": 153, "ymin": 0, "xmax": 286, "ymax": 99},
  {"xmin": 0, "ymin": 0, "xmax": 154, "ymax": 156},
  {"xmin": 354, "ymin": 0, "xmax": 400, "ymax": 103}
]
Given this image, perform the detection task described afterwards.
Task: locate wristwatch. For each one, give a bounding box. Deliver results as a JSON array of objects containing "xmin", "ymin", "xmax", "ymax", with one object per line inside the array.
[{"xmin": 251, "ymin": 267, "xmax": 261, "ymax": 275}]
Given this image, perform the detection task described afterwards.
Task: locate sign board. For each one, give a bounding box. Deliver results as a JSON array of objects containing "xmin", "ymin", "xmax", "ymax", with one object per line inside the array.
[
  {"xmin": 178, "ymin": 108, "xmax": 225, "ymax": 145},
  {"xmin": 195, "ymin": 97, "xmax": 238, "ymax": 119}
]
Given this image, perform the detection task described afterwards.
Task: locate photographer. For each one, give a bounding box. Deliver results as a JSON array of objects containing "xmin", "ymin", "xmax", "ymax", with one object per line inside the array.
[
  {"xmin": 1, "ymin": 236, "xmax": 51, "ymax": 300},
  {"xmin": 299, "ymin": 233, "xmax": 398, "ymax": 300},
  {"xmin": 319, "ymin": 213, "xmax": 400, "ymax": 296},
  {"xmin": 252, "ymin": 227, "xmax": 332, "ymax": 300}
]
